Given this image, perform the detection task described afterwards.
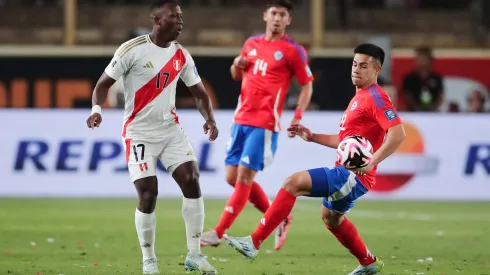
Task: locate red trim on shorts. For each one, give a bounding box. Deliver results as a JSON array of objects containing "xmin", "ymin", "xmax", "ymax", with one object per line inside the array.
[{"xmin": 125, "ymin": 138, "xmax": 132, "ymax": 163}]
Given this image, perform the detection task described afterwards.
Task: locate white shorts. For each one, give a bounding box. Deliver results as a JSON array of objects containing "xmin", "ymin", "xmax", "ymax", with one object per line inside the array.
[{"xmin": 122, "ymin": 124, "xmax": 197, "ymax": 182}]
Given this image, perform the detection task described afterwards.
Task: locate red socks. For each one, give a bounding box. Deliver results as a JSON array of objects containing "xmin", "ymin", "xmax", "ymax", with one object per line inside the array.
[
  {"xmin": 327, "ymin": 218, "xmax": 376, "ymax": 266},
  {"xmin": 215, "ymin": 182, "xmax": 252, "ymax": 238},
  {"xmin": 250, "ymin": 188, "xmax": 296, "ymax": 249},
  {"xmin": 249, "ymin": 182, "xmax": 270, "ymax": 213}
]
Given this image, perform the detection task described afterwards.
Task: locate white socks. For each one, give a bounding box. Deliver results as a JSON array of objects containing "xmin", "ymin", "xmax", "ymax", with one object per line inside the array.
[
  {"xmin": 182, "ymin": 197, "xmax": 205, "ymax": 257},
  {"xmin": 135, "ymin": 209, "xmax": 156, "ymax": 261},
  {"xmin": 134, "ymin": 197, "xmax": 204, "ymax": 260}
]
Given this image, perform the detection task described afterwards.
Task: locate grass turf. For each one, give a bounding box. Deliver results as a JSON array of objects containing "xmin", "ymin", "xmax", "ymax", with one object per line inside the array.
[{"xmin": 1, "ymin": 199, "xmax": 489, "ymax": 275}]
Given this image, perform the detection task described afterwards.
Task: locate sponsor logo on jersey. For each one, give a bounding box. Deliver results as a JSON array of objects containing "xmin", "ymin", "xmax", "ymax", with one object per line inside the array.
[
  {"xmin": 274, "ymin": 50, "xmax": 284, "ymax": 61},
  {"xmin": 143, "ymin": 61, "xmax": 154, "ymax": 69},
  {"xmin": 248, "ymin": 49, "xmax": 257, "ymax": 56}
]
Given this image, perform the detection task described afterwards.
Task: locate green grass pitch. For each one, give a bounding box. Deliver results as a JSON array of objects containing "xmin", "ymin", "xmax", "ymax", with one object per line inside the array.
[{"xmin": 1, "ymin": 199, "xmax": 489, "ymax": 275}]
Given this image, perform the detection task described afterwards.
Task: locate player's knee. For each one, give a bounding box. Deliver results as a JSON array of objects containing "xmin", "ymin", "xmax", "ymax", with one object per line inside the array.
[
  {"xmin": 236, "ymin": 166, "xmax": 256, "ymax": 185},
  {"xmin": 281, "ymin": 176, "xmax": 301, "ymax": 196},
  {"xmin": 282, "ymin": 172, "xmax": 311, "ymax": 196},
  {"xmin": 225, "ymin": 173, "xmax": 236, "ymax": 187},
  {"xmin": 182, "ymin": 169, "xmax": 200, "ymax": 186},
  {"xmin": 321, "ymin": 207, "xmax": 344, "ymax": 227},
  {"xmin": 139, "ymin": 190, "xmax": 158, "ymax": 213}
]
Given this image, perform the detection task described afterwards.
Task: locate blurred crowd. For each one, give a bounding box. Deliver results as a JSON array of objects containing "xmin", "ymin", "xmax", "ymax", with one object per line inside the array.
[
  {"xmin": 400, "ymin": 46, "xmax": 488, "ymax": 113},
  {"xmin": 0, "ymin": 0, "xmax": 488, "ymax": 113}
]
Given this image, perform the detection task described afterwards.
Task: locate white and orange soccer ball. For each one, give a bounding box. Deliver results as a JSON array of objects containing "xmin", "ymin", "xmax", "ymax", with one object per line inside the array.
[{"xmin": 337, "ymin": 136, "xmax": 374, "ymax": 169}]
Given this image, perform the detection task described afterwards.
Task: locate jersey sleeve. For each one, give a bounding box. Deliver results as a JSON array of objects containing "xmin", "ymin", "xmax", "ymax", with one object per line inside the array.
[
  {"xmin": 289, "ymin": 45, "xmax": 314, "ymax": 86},
  {"xmin": 240, "ymin": 38, "xmax": 252, "ymax": 56},
  {"xmin": 104, "ymin": 43, "xmax": 133, "ymax": 80},
  {"xmin": 366, "ymin": 89, "xmax": 402, "ymax": 131},
  {"xmin": 180, "ymin": 48, "xmax": 201, "ymax": 87}
]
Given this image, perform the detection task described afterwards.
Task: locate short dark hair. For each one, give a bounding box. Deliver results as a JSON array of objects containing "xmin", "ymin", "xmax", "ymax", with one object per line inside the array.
[
  {"xmin": 267, "ymin": 0, "xmax": 293, "ymax": 12},
  {"xmin": 415, "ymin": 46, "xmax": 433, "ymax": 59},
  {"xmin": 354, "ymin": 43, "xmax": 385, "ymax": 66},
  {"xmin": 150, "ymin": 0, "xmax": 177, "ymax": 11}
]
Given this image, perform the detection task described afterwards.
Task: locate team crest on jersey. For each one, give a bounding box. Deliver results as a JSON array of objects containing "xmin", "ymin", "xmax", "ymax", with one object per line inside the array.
[
  {"xmin": 350, "ymin": 101, "xmax": 358, "ymax": 111},
  {"xmin": 274, "ymin": 50, "xmax": 284, "ymax": 61},
  {"xmin": 173, "ymin": 59, "xmax": 181, "ymax": 71}
]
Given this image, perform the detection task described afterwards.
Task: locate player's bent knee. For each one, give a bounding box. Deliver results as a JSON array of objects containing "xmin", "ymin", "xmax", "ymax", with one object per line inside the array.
[
  {"xmin": 225, "ymin": 168, "xmax": 237, "ymax": 187},
  {"xmin": 281, "ymin": 171, "xmax": 312, "ymax": 196},
  {"xmin": 321, "ymin": 206, "xmax": 344, "ymax": 227}
]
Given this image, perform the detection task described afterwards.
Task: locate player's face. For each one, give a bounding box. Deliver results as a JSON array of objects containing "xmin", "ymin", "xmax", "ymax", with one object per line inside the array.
[
  {"xmin": 415, "ymin": 54, "xmax": 432, "ymax": 71},
  {"xmin": 351, "ymin": 54, "xmax": 381, "ymax": 87},
  {"xmin": 263, "ymin": 6, "xmax": 291, "ymax": 34},
  {"xmin": 152, "ymin": 4, "xmax": 183, "ymax": 40}
]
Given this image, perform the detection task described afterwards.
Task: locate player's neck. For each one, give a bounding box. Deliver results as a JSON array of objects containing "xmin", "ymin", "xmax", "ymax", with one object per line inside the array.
[
  {"xmin": 356, "ymin": 81, "xmax": 377, "ymax": 91},
  {"xmin": 149, "ymin": 31, "xmax": 172, "ymax": 48},
  {"xmin": 264, "ymin": 31, "xmax": 285, "ymax": 42}
]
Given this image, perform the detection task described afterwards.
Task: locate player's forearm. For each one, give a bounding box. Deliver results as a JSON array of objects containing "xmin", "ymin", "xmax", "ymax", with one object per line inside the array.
[
  {"xmin": 296, "ymin": 82, "xmax": 313, "ymax": 112},
  {"xmin": 230, "ymin": 65, "xmax": 243, "ymax": 81},
  {"xmin": 188, "ymin": 82, "xmax": 216, "ymax": 122},
  {"xmin": 371, "ymin": 124, "xmax": 406, "ymax": 165},
  {"xmin": 310, "ymin": 134, "xmax": 339, "ymax": 149},
  {"xmin": 194, "ymin": 93, "xmax": 215, "ymax": 122}
]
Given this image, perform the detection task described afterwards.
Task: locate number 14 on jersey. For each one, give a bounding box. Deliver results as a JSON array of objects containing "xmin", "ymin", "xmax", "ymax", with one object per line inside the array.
[{"xmin": 253, "ymin": 59, "xmax": 268, "ymax": 76}]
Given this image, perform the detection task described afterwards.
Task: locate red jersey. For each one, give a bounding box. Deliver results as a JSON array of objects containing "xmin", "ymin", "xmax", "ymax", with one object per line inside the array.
[
  {"xmin": 233, "ymin": 34, "xmax": 314, "ymax": 132},
  {"xmin": 336, "ymin": 84, "xmax": 402, "ymax": 190}
]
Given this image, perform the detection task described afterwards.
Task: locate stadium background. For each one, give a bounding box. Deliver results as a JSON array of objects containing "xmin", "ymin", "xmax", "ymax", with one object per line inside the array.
[{"xmin": 1, "ymin": 1, "xmax": 490, "ymax": 274}]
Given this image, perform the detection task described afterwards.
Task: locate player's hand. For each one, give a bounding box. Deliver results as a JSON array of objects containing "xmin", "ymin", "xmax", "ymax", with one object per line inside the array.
[
  {"xmin": 287, "ymin": 124, "xmax": 313, "ymax": 142},
  {"xmin": 203, "ymin": 120, "xmax": 219, "ymax": 142},
  {"xmin": 354, "ymin": 162, "xmax": 375, "ymax": 176},
  {"xmin": 233, "ymin": 55, "xmax": 249, "ymax": 69},
  {"xmin": 288, "ymin": 118, "xmax": 301, "ymax": 138},
  {"xmin": 86, "ymin": 113, "xmax": 102, "ymax": 129}
]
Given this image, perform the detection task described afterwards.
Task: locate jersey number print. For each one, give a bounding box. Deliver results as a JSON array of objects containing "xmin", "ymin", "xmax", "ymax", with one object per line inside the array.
[
  {"xmin": 253, "ymin": 59, "xmax": 268, "ymax": 76},
  {"xmin": 340, "ymin": 114, "xmax": 347, "ymax": 131},
  {"xmin": 156, "ymin": 72, "xmax": 170, "ymax": 89}
]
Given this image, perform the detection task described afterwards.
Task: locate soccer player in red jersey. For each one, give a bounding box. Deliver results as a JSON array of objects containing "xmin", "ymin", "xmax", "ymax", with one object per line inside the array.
[
  {"xmin": 223, "ymin": 44, "xmax": 407, "ymax": 275},
  {"xmin": 200, "ymin": 0, "xmax": 313, "ymax": 251}
]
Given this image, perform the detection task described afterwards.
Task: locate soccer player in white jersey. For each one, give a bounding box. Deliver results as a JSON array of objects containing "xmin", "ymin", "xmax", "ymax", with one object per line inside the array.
[{"xmin": 86, "ymin": 1, "xmax": 219, "ymax": 274}]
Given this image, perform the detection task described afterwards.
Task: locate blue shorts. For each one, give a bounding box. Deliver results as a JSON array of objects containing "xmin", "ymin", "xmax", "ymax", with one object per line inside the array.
[
  {"xmin": 224, "ymin": 123, "xmax": 279, "ymax": 171},
  {"xmin": 307, "ymin": 166, "xmax": 368, "ymax": 214}
]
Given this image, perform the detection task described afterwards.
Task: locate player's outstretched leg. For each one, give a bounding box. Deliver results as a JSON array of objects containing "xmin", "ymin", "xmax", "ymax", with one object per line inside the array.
[
  {"xmin": 201, "ymin": 165, "xmax": 255, "ymax": 247},
  {"xmin": 134, "ymin": 176, "xmax": 160, "ymax": 274},
  {"xmin": 201, "ymin": 165, "xmax": 292, "ymax": 250},
  {"xmin": 224, "ymin": 170, "xmax": 313, "ymax": 260},
  {"xmin": 322, "ymin": 206, "xmax": 383, "ymax": 275},
  {"xmin": 172, "ymin": 161, "xmax": 217, "ymax": 275}
]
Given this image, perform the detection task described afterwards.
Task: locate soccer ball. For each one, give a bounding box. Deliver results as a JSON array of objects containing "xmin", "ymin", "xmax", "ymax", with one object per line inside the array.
[{"xmin": 336, "ymin": 136, "xmax": 373, "ymax": 169}]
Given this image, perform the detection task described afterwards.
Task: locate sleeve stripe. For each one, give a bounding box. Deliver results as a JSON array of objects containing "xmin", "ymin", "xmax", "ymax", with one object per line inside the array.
[
  {"xmin": 369, "ymin": 85, "xmax": 385, "ymax": 109},
  {"xmin": 284, "ymin": 37, "xmax": 307, "ymax": 62},
  {"xmin": 115, "ymin": 36, "xmax": 146, "ymax": 57},
  {"xmin": 118, "ymin": 40, "xmax": 147, "ymax": 58}
]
